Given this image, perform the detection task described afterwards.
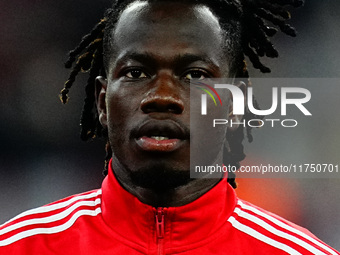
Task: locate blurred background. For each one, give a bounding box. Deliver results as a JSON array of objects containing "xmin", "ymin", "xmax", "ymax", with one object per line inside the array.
[{"xmin": 0, "ymin": 0, "xmax": 339, "ymax": 250}]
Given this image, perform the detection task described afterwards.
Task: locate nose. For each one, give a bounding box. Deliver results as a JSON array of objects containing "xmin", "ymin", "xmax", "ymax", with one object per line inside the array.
[{"xmin": 141, "ymin": 74, "xmax": 184, "ymax": 114}]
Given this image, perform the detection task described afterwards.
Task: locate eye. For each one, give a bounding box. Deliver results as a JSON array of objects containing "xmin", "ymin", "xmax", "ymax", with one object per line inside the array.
[
  {"xmin": 184, "ymin": 70, "xmax": 208, "ymax": 80},
  {"xmin": 125, "ymin": 69, "xmax": 148, "ymax": 79}
]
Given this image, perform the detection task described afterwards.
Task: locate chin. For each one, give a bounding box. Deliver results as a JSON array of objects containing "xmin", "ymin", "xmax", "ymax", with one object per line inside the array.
[{"xmin": 130, "ymin": 163, "xmax": 191, "ymax": 192}]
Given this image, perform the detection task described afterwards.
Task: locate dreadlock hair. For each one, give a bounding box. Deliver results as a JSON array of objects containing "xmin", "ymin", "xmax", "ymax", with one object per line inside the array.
[{"xmin": 61, "ymin": 0, "xmax": 303, "ymax": 189}]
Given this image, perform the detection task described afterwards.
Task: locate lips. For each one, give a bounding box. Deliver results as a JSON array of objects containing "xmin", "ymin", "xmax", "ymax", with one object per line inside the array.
[{"xmin": 132, "ymin": 120, "xmax": 189, "ymax": 152}]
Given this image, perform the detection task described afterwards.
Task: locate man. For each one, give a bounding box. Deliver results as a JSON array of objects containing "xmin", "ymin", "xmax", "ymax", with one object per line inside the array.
[{"xmin": 0, "ymin": 0, "xmax": 339, "ymax": 254}]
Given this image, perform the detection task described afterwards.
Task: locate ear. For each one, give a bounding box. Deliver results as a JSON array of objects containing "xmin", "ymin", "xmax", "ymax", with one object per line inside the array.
[
  {"xmin": 228, "ymin": 81, "xmax": 246, "ymax": 132},
  {"xmin": 95, "ymin": 76, "xmax": 108, "ymax": 128}
]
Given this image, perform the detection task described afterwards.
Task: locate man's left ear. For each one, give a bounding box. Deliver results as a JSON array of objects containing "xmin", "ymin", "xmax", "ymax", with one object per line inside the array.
[
  {"xmin": 95, "ymin": 76, "xmax": 108, "ymax": 128},
  {"xmin": 228, "ymin": 81, "xmax": 247, "ymax": 132}
]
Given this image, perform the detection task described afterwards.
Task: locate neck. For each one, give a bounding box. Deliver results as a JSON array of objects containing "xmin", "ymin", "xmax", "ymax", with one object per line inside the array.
[
  {"xmin": 111, "ymin": 161, "xmax": 222, "ymax": 207},
  {"xmin": 121, "ymin": 176, "xmax": 221, "ymax": 207}
]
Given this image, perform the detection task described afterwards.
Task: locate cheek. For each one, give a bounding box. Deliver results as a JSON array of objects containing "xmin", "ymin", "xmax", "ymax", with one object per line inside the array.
[
  {"xmin": 190, "ymin": 90, "xmax": 229, "ymax": 163},
  {"xmin": 106, "ymin": 87, "xmax": 128, "ymax": 128},
  {"xmin": 105, "ymin": 85, "xmax": 141, "ymax": 132}
]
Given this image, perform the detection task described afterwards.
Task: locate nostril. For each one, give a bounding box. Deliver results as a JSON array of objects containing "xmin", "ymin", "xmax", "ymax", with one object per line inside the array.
[
  {"xmin": 168, "ymin": 103, "xmax": 183, "ymax": 114},
  {"xmin": 141, "ymin": 96, "xmax": 184, "ymax": 114},
  {"xmin": 141, "ymin": 102, "xmax": 158, "ymax": 113}
]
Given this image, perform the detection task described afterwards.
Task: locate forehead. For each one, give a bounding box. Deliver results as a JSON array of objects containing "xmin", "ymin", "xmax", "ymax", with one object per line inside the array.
[
  {"xmin": 109, "ymin": 1, "xmax": 225, "ymax": 65},
  {"xmin": 116, "ymin": 1, "xmax": 221, "ymax": 33}
]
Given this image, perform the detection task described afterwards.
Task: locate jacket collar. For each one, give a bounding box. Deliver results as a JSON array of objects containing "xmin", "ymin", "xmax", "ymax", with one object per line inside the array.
[{"xmin": 101, "ymin": 160, "xmax": 238, "ymax": 248}]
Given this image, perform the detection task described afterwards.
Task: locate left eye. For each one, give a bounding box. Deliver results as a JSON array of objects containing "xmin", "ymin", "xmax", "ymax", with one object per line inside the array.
[
  {"xmin": 184, "ymin": 70, "xmax": 207, "ymax": 80},
  {"xmin": 125, "ymin": 70, "xmax": 148, "ymax": 79}
]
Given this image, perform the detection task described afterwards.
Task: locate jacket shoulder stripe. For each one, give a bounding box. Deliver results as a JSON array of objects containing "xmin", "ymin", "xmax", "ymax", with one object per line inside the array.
[
  {"xmin": 0, "ymin": 208, "xmax": 101, "ymax": 247},
  {"xmin": 237, "ymin": 200, "xmax": 337, "ymax": 255},
  {"xmin": 234, "ymin": 206, "xmax": 328, "ymax": 255},
  {"xmin": 0, "ymin": 198, "xmax": 101, "ymax": 236},
  {"xmin": 237, "ymin": 200, "xmax": 338, "ymax": 255},
  {"xmin": 228, "ymin": 216, "xmax": 302, "ymax": 255},
  {"xmin": 1, "ymin": 189, "xmax": 102, "ymax": 227}
]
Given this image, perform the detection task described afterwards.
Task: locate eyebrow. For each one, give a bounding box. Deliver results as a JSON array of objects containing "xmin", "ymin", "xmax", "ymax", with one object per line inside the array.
[
  {"xmin": 113, "ymin": 52, "xmax": 220, "ymax": 71},
  {"xmin": 174, "ymin": 54, "xmax": 220, "ymax": 70}
]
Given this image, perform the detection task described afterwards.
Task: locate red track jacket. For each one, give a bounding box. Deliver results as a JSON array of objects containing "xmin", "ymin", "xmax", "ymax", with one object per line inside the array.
[{"xmin": 0, "ymin": 163, "xmax": 339, "ymax": 254}]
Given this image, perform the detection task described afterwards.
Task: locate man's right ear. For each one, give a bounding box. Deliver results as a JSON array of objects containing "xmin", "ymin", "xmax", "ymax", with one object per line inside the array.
[{"xmin": 95, "ymin": 76, "xmax": 108, "ymax": 128}]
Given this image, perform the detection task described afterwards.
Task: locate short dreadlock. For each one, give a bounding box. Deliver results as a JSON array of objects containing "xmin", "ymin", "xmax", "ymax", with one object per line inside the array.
[{"xmin": 61, "ymin": 0, "xmax": 303, "ymax": 189}]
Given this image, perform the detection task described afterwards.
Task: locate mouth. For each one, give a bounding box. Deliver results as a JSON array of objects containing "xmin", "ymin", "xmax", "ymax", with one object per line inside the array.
[{"xmin": 133, "ymin": 120, "xmax": 189, "ymax": 152}]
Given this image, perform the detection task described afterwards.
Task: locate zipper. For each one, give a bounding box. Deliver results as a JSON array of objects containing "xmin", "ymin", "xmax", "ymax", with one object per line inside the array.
[{"xmin": 155, "ymin": 207, "xmax": 165, "ymax": 255}]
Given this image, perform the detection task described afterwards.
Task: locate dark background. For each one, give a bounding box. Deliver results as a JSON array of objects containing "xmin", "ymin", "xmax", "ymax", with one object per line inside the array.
[{"xmin": 0, "ymin": 0, "xmax": 339, "ymax": 250}]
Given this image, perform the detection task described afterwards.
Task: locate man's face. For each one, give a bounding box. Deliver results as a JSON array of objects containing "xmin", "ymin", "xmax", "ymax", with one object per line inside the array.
[{"xmin": 98, "ymin": 1, "xmax": 233, "ymax": 189}]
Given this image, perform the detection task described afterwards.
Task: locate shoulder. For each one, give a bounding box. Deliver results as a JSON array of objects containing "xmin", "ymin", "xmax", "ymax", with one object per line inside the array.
[
  {"xmin": 228, "ymin": 198, "xmax": 339, "ymax": 255},
  {"xmin": 0, "ymin": 189, "xmax": 102, "ymax": 249}
]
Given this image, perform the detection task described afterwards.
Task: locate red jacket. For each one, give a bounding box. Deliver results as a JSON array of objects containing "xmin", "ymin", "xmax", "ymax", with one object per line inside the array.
[{"xmin": 0, "ymin": 163, "xmax": 339, "ymax": 255}]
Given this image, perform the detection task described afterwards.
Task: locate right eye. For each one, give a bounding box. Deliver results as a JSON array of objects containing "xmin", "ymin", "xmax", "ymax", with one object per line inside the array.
[
  {"xmin": 125, "ymin": 69, "xmax": 148, "ymax": 79},
  {"xmin": 183, "ymin": 69, "xmax": 209, "ymax": 81}
]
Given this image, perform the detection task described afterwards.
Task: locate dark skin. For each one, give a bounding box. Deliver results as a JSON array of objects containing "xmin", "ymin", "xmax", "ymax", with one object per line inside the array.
[{"xmin": 96, "ymin": 1, "xmax": 240, "ymax": 207}]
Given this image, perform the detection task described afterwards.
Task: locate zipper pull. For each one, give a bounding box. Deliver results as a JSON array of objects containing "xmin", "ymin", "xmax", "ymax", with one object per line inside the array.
[{"xmin": 155, "ymin": 207, "xmax": 165, "ymax": 239}]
